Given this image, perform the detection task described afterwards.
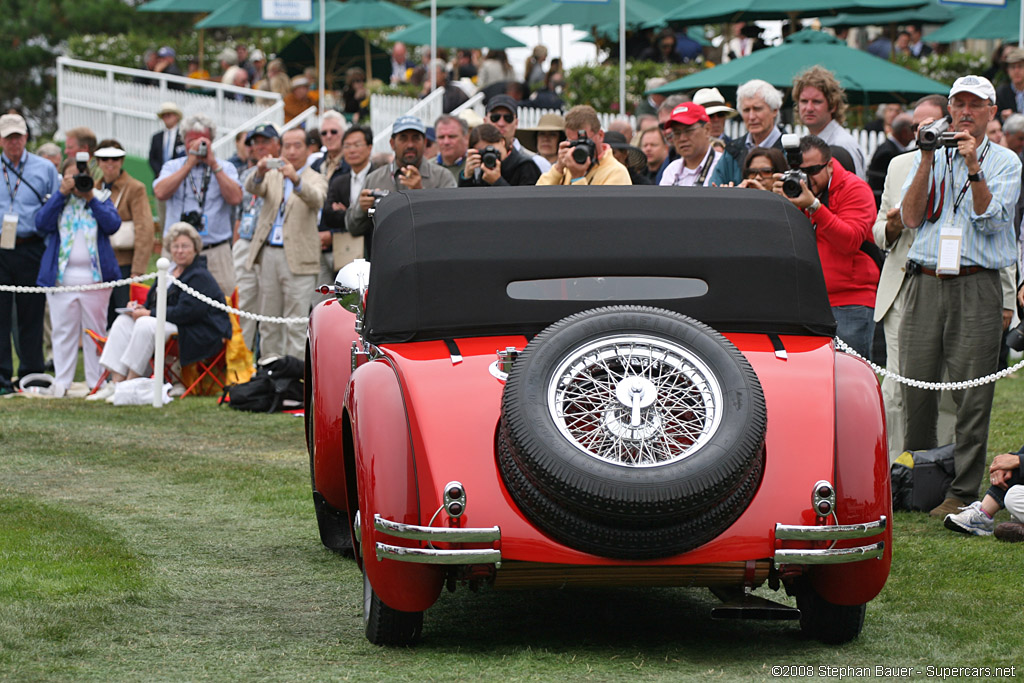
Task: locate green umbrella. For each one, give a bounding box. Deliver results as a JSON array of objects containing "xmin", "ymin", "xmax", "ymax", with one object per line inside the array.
[
  {"xmin": 819, "ymin": 0, "xmax": 956, "ymax": 27},
  {"xmin": 506, "ymin": 0, "xmax": 667, "ymax": 29},
  {"xmin": 196, "ymin": 0, "xmax": 336, "ymax": 29},
  {"xmin": 489, "ymin": 0, "xmax": 546, "ymax": 21},
  {"xmin": 414, "ymin": 0, "xmax": 507, "ymax": 9},
  {"xmin": 925, "ymin": 0, "xmax": 1020, "ymax": 42},
  {"xmin": 657, "ymin": 0, "xmax": 933, "ymax": 26},
  {"xmin": 294, "ymin": 0, "xmax": 425, "ymax": 31},
  {"xmin": 388, "ymin": 7, "xmax": 525, "ymax": 48},
  {"xmin": 137, "ymin": 0, "xmax": 221, "ymax": 11},
  {"xmin": 650, "ymin": 29, "xmax": 948, "ymax": 104}
]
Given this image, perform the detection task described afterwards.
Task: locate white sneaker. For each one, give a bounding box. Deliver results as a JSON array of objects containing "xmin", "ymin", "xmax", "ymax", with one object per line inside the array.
[
  {"xmin": 944, "ymin": 501, "xmax": 994, "ymax": 536},
  {"xmin": 86, "ymin": 383, "xmax": 116, "ymax": 401}
]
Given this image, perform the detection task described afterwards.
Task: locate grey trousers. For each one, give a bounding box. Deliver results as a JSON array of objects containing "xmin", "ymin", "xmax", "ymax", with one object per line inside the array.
[{"xmin": 899, "ymin": 269, "xmax": 1003, "ymax": 502}]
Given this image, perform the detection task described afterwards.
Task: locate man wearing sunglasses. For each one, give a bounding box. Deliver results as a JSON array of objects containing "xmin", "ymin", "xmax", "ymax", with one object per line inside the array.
[
  {"xmin": 484, "ymin": 96, "xmax": 551, "ymax": 174},
  {"xmin": 772, "ymin": 135, "xmax": 877, "ymax": 360}
]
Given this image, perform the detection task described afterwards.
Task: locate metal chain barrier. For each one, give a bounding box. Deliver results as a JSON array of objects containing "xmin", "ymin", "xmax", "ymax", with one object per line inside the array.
[
  {"xmin": 835, "ymin": 337, "xmax": 1024, "ymax": 391},
  {"xmin": 0, "ymin": 272, "xmax": 157, "ymax": 294}
]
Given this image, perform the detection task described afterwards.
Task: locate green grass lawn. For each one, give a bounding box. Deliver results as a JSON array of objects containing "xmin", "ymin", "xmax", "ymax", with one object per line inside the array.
[{"xmin": 1, "ymin": 378, "xmax": 1023, "ymax": 681}]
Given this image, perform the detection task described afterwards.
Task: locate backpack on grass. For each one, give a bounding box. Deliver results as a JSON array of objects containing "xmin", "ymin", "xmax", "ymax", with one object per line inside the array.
[{"xmin": 220, "ymin": 355, "xmax": 303, "ymax": 413}]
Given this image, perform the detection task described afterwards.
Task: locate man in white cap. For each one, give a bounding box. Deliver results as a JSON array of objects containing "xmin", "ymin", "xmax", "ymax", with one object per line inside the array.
[
  {"xmin": 0, "ymin": 113, "xmax": 61, "ymax": 394},
  {"xmin": 149, "ymin": 102, "xmax": 184, "ymax": 177},
  {"xmin": 899, "ymin": 75, "xmax": 1022, "ymax": 519},
  {"xmin": 691, "ymin": 87, "xmax": 737, "ymax": 143}
]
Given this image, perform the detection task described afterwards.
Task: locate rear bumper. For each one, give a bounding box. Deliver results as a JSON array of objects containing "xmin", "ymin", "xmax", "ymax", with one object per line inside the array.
[
  {"xmin": 773, "ymin": 516, "xmax": 887, "ymax": 568},
  {"xmin": 374, "ymin": 514, "xmax": 502, "ymax": 566}
]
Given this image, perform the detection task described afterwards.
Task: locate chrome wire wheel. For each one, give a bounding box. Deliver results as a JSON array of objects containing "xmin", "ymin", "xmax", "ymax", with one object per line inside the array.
[{"xmin": 546, "ymin": 334, "xmax": 723, "ymax": 467}]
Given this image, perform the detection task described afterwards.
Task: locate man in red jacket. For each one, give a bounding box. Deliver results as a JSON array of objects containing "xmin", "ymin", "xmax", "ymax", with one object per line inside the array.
[{"xmin": 773, "ymin": 135, "xmax": 879, "ymax": 358}]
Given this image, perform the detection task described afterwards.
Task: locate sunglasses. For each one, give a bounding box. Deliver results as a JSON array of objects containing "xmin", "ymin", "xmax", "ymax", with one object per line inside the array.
[
  {"xmin": 321, "ymin": 129, "xmax": 341, "ymax": 136},
  {"xmin": 744, "ymin": 167, "xmax": 774, "ymax": 178},
  {"xmin": 800, "ymin": 163, "xmax": 827, "ymax": 176},
  {"xmin": 489, "ymin": 112, "xmax": 515, "ymax": 124}
]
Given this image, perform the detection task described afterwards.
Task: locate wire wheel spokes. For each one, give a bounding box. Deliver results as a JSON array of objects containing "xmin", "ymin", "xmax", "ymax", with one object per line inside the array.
[{"xmin": 548, "ymin": 335, "xmax": 723, "ymax": 467}]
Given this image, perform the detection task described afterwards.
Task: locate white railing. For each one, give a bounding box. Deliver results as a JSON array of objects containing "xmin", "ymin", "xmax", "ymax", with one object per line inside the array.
[
  {"xmin": 56, "ymin": 57, "xmax": 284, "ymax": 160},
  {"xmin": 370, "ymin": 88, "xmax": 445, "ymax": 155}
]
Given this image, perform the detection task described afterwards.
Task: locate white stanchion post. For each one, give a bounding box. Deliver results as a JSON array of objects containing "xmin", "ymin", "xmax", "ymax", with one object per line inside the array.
[{"xmin": 153, "ymin": 257, "xmax": 170, "ymax": 408}]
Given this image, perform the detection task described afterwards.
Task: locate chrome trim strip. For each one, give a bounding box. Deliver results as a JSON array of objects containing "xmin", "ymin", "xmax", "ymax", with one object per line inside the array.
[
  {"xmin": 374, "ymin": 514, "xmax": 500, "ymax": 542},
  {"xmin": 773, "ymin": 541, "xmax": 885, "ymax": 567},
  {"xmin": 775, "ymin": 516, "xmax": 886, "ymax": 541},
  {"xmin": 376, "ymin": 543, "xmax": 502, "ymax": 566}
]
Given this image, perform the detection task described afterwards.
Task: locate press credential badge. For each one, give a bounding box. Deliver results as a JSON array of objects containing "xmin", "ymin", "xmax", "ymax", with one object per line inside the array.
[{"xmin": 0, "ymin": 213, "xmax": 17, "ymax": 250}]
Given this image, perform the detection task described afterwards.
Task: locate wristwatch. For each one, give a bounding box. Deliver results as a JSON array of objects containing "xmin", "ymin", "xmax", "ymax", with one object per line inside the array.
[
  {"xmin": 807, "ymin": 198, "xmax": 822, "ymax": 214},
  {"xmin": 968, "ymin": 170, "xmax": 984, "ymax": 183}
]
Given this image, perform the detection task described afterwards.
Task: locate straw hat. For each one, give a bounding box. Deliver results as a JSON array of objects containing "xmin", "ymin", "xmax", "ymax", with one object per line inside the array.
[{"xmin": 514, "ymin": 112, "xmax": 566, "ymax": 152}]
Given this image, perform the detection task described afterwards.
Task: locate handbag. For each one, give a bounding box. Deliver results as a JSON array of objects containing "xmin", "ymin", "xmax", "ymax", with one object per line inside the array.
[{"xmin": 109, "ymin": 187, "xmax": 136, "ymax": 250}]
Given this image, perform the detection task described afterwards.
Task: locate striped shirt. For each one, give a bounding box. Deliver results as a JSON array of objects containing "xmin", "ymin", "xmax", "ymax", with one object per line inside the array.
[{"xmin": 902, "ymin": 141, "xmax": 1021, "ymax": 270}]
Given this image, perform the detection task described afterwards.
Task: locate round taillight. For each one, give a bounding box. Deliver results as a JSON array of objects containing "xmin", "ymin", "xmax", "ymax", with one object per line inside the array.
[
  {"xmin": 448, "ymin": 502, "xmax": 464, "ymax": 516},
  {"xmin": 817, "ymin": 500, "xmax": 832, "ymax": 515}
]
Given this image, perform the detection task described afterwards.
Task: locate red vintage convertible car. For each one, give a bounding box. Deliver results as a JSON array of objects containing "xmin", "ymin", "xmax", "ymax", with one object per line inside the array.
[{"xmin": 305, "ymin": 187, "xmax": 891, "ymax": 646}]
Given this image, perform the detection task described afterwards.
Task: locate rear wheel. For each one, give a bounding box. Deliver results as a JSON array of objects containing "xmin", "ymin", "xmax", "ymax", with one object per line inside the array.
[
  {"xmin": 363, "ymin": 565, "xmax": 423, "ymax": 646},
  {"xmin": 794, "ymin": 579, "xmax": 866, "ymax": 644}
]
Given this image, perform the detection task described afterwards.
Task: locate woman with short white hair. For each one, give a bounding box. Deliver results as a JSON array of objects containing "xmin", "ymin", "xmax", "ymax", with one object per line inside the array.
[{"xmin": 90, "ymin": 222, "xmax": 231, "ymax": 400}]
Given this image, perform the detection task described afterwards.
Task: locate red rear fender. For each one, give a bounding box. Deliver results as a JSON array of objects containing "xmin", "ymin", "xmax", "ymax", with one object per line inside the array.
[{"xmin": 350, "ymin": 360, "xmax": 443, "ymax": 612}]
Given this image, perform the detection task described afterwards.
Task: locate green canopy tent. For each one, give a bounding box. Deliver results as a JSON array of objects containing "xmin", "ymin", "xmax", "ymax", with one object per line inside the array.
[
  {"xmin": 818, "ymin": 0, "xmax": 956, "ymax": 27},
  {"xmin": 656, "ymin": 0, "xmax": 933, "ymax": 26},
  {"xmin": 413, "ymin": 0, "xmax": 508, "ymax": 9},
  {"xmin": 649, "ymin": 29, "xmax": 948, "ymax": 105},
  {"xmin": 277, "ymin": 31, "xmax": 392, "ymax": 86},
  {"xmin": 388, "ymin": 7, "xmax": 525, "ymax": 48},
  {"xmin": 925, "ymin": 0, "xmax": 1021, "ymax": 43}
]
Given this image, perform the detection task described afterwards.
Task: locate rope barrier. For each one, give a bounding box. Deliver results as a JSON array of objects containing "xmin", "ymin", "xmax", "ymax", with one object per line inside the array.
[{"xmin": 5, "ymin": 271, "xmax": 1022, "ymax": 390}]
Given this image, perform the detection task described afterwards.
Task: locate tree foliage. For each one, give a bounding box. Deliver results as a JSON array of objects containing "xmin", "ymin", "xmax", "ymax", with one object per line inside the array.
[{"xmin": 563, "ymin": 61, "xmax": 699, "ymax": 115}]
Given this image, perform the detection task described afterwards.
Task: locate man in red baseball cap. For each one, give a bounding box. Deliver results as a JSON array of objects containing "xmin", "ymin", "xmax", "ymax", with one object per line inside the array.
[{"xmin": 658, "ymin": 103, "xmax": 722, "ymax": 187}]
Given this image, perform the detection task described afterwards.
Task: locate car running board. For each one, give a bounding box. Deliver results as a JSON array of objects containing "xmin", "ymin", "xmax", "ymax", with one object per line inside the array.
[{"xmin": 710, "ymin": 593, "xmax": 801, "ymax": 621}]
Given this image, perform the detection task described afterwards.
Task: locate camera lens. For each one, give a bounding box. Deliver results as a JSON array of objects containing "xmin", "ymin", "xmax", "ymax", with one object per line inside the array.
[
  {"xmin": 74, "ymin": 174, "xmax": 94, "ymax": 193},
  {"xmin": 571, "ymin": 147, "xmax": 589, "ymax": 165}
]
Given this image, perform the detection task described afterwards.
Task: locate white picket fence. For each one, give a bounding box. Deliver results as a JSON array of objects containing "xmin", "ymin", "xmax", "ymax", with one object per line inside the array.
[{"xmin": 56, "ymin": 57, "xmax": 284, "ymax": 161}]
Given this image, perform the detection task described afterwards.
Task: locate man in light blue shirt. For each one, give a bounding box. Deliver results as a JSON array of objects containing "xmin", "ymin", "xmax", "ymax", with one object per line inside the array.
[
  {"xmin": 154, "ymin": 113, "xmax": 241, "ymax": 297},
  {"xmin": 899, "ymin": 75, "xmax": 1022, "ymax": 518},
  {"xmin": 0, "ymin": 113, "xmax": 61, "ymax": 392}
]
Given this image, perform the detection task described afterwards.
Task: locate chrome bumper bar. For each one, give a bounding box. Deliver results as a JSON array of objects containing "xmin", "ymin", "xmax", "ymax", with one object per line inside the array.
[
  {"xmin": 773, "ymin": 516, "xmax": 887, "ymax": 568},
  {"xmin": 374, "ymin": 514, "xmax": 501, "ymax": 566}
]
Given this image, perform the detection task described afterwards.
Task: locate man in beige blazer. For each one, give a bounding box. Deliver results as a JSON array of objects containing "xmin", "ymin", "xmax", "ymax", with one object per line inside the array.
[
  {"xmin": 245, "ymin": 127, "xmax": 327, "ymax": 359},
  {"xmin": 874, "ymin": 96, "xmax": 1016, "ymax": 464}
]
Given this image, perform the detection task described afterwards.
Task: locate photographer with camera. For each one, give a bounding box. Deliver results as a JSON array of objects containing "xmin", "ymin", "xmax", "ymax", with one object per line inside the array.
[
  {"xmin": 536, "ymin": 105, "xmax": 631, "ymax": 186},
  {"xmin": 772, "ymin": 134, "xmax": 878, "ymax": 359},
  {"xmin": 659, "ymin": 103, "xmax": 722, "ymax": 187},
  {"xmin": 346, "ymin": 115, "xmax": 456, "ymax": 259},
  {"xmin": 244, "ymin": 128, "xmax": 326, "ymax": 360},
  {"xmin": 35, "ymin": 152, "xmax": 122, "ymax": 397},
  {"xmin": 0, "ymin": 113, "xmax": 61, "ymax": 395},
  {"xmin": 898, "ymin": 75, "xmax": 1022, "ymax": 519},
  {"xmin": 459, "ymin": 123, "xmax": 541, "ymax": 188},
  {"xmin": 153, "ymin": 114, "xmax": 242, "ymax": 297}
]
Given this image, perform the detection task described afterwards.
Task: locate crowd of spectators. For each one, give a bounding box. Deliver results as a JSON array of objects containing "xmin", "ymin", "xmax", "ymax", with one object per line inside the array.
[{"xmin": 5, "ymin": 25, "xmax": 1024, "ymax": 541}]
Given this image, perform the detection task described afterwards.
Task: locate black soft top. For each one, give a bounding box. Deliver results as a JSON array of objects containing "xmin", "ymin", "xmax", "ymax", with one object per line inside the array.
[{"xmin": 363, "ymin": 186, "xmax": 835, "ymax": 344}]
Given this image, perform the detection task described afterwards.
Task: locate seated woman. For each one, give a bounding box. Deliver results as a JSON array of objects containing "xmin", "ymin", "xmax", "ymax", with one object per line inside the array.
[
  {"xmin": 736, "ymin": 147, "xmax": 786, "ymax": 191},
  {"xmin": 36, "ymin": 156, "xmax": 122, "ymax": 397},
  {"xmin": 90, "ymin": 222, "xmax": 232, "ymax": 400}
]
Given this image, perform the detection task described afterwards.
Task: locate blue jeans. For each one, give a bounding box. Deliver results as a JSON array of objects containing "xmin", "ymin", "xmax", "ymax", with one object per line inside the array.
[{"xmin": 833, "ymin": 305, "xmax": 875, "ymax": 360}]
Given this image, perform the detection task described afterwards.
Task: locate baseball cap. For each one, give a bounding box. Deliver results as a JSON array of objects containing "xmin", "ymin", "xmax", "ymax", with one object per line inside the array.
[
  {"xmin": 949, "ymin": 75, "xmax": 996, "ymax": 104},
  {"xmin": 1007, "ymin": 48, "xmax": 1024, "ymax": 65},
  {"xmin": 485, "ymin": 95, "xmax": 518, "ymax": 116},
  {"xmin": 0, "ymin": 113, "xmax": 28, "ymax": 138},
  {"xmin": 250, "ymin": 49, "xmax": 266, "ymax": 62},
  {"xmin": 290, "ymin": 76, "xmax": 310, "ymax": 89},
  {"xmin": 392, "ymin": 115, "xmax": 426, "ymax": 135},
  {"xmin": 691, "ymin": 88, "xmax": 736, "ymax": 117},
  {"xmin": 157, "ymin": 46, "xmax": 176, "ymax": 59},
  {"xmin": 425, "ymin": 126, "xmax": 436, "ymax": 142},
  {"xmin": 245, "ymin": 122, "xmax": 280, "ymax": 144},
  {"xmin": 664, "ymin": 103, "xmax": 710, "ymax": 128}
]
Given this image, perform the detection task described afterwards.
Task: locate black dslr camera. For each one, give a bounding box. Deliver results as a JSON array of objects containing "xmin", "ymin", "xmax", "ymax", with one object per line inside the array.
[
  {"xmin": 367, "ymin": 189, "xmax": 390, "ymax": 217},
  {"xmin": 481, "ymin": 145, "xmax": 500, "ymax": 169},
  {"xmin": 1007, "ymin": 321, "xmax": 1024, "ymax": 352},
  {"xmin": 780, "ymin": 134, "xmax": 808, "ymax": 199},
  {"xmin": 568, "ymin": 130, "xmax": 597, "ymax": 166},
  {"xmin": 179, "ymin": 211, "xmax": 203, "ymax": 230},
  {"xmin": 73, "ymin": 152, "xmax": 94, "ymax": 193},
  {"xmin": 917, "ymin": 115, "xmax": 958, "ymax": 152}
]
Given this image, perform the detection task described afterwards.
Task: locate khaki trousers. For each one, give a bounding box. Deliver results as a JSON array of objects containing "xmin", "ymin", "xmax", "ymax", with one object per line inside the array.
[{"xmin": 256, "ymin": 246, "xmax": 314, "ymax": 360}]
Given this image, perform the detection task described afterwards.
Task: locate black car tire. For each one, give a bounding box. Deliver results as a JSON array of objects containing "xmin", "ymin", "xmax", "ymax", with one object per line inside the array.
[
  {"xmin": 363, "ymin": 566, "xmax": 423, "ymax": 646},
  {"xmin": 498, "ymin": 306, "xmax": 766, "ymax": 559},
  {"xmin": 794, "ymin": 578, "xmax": 866, "ymax": 644}
]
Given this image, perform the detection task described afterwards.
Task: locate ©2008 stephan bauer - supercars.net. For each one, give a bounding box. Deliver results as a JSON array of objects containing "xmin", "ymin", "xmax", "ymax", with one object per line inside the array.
[{"xmin": 304, "ymin": 186, "xmax": 892, "ymax": 646}]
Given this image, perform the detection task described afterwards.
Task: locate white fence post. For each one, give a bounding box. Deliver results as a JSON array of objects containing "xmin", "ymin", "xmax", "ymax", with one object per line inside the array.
[{"xmin": 153, "ymin": 257, "xmax": 169, "ymax": 408}]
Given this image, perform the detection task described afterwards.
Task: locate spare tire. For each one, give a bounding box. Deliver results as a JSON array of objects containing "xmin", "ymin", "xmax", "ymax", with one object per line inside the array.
[{"xmin": 497, "ymin": 306, "xmax": 766, "ymax": 559}]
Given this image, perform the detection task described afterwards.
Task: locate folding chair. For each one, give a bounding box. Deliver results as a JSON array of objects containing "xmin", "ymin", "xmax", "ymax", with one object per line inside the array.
[{"xmin": 85, "ymin": 285, "xmax": 151, "ymax": 396}]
